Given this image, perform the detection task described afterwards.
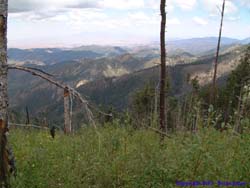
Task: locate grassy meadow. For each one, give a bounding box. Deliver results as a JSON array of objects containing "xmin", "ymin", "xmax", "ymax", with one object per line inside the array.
[{"xmin": 8, "ymin": 126, "xmax": 250, "ymax": 188}]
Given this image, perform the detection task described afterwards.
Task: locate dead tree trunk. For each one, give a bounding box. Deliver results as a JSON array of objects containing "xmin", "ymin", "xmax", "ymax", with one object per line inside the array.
[
  {"xmin": 64, "ymin": 88, "xmax": 71, "ymax": 134},
  {"xmin": 211, "ymin": 0, "xmax": 226, "ymax": 104},
  {"xmin": 25, "ymin": 106, "xmax": 30, "ymax": 125},
  {"xmin": 8, "ymin": 65, "xmax": 96, "ymax": 129},
  {"xmin": 0, "ymin": 0, "xmax": 9, "ymax": 187},
  {"xmin": 159, "ymin": 0, "xmax": 167, "ymax": 137}
]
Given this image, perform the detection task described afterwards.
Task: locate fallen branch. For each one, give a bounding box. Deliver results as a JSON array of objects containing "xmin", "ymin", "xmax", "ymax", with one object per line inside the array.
[
  {"xmin": 148, "ymin": 127, "xmax": 171, "ymax": 138},
  {"xmin": 8, "ymin": 123, "xmax": 49, "ymax": 130},
  {"xmin": 8, "ymin": 65, "xmax": 88, "ymax": 103},
  {"xmin": 24, "ymin": 66, "xmax": 55, "ymax": 77},
  {"xmin": 88, "ymin": 103, "xmax": 113, "ymax": 117},
  {"xmin": 8, "ymin": 123, "xmax": 64, "ymax": 131},
  {"xmin": 8, "ymin": 65, "xmax": 95, "ymax": 126}
]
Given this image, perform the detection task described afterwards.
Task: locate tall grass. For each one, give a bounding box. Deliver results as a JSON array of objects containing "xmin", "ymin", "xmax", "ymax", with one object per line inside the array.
[{"xmin": 9, "ymin": 126, "xmax": 250, "ymax": 188}]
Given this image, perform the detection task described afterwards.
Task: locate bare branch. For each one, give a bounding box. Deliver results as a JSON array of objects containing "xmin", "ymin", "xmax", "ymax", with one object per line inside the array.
[
  {"xmin": 148, "ymin": 127, "xmax": 171, "ymax": 138},
  {"xmin": 24, "ymin": 66, "xmax": 54, "ymax": 77},
  {"xmin": 88, "ymin": 103, "xmax": 113, "ymax": 117},
  {"xmin": 8, "ymin": 65, "xmax": 87, "ymax": 103},
  {"xmin": 216, "ymin": 5, "xmax": 222, "ymax": 14},
  {"xmin": 8, "ymin": 65, "xmax": 96, "ymax": 126},
  {"xmin": 8, "ymin": 123, "xmax": 49, "ymax": 130}
]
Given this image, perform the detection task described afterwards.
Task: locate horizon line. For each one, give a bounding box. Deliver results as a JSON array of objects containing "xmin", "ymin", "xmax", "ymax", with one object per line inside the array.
[{"xmin": 8, "ymin": 36, "xmax": 249, "ymax": 50}]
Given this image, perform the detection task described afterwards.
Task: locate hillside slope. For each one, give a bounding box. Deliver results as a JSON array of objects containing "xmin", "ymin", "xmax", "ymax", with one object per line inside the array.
[
  {"xmin": 10, "ymin": 128, "xmax": 250, "ymax": 188},
  {"xmin": 8, "ymin": 45, "xmax": 248, "ymax": 125}
]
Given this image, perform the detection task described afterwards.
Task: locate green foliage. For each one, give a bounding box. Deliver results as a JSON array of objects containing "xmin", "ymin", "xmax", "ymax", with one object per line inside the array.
[
  {"xmin": 217, "ymin": 46, "xmax": 250, "ymax": 117},
  {"xmin": 130, "ymin": 84, "xmax": 155, "ymax": 127},
  {"xmin": 9, "ymin": 127, "xmax": 250, "ymax": 188},
  {"xmin": 129, "ymin": 80, "xmax": 177, "ymax": 130},
  {"xmin": 197, "ymin": 46, "xmax": 250, "ymax": 130}
]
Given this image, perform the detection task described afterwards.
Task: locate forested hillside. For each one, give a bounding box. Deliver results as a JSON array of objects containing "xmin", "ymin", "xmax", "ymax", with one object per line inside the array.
[{"xmin": 8, "ymin": 44, "xmax": 247, "ymax": 125}]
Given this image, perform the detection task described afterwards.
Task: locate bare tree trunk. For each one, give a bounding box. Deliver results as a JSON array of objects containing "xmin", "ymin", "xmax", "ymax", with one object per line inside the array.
[
  {"xmin": 9, "ymin": 65, "xmax": 97, "ymax": 127},
  {"xmin": 235, "ymin": 86, "xmax": 245, "ymax": 134},
  {"xmin": 0, "ymin": 0, "xmax": 9, "ymax": 187},
  {"xmin": 64, "ymin": 88, "xmax": 71, "ymax": 134},
  {"xmin": 210, "ymin": 0, "xmax": 226, "ymax": 104},
  {"xmin": 159, "ymin": 0, "xmax": 167, "ymax": 138},
  {"xmin": 234, "ymin": 87, "xmax": 242, "ymax": 133},
  {"xmin": 25, "ymin": 106, "xmax": 30, "ymax": 125}
]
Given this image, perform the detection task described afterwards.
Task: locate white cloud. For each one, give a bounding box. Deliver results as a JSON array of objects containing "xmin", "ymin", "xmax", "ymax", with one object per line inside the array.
[
  {"xmin": 193, "ymin": 16, "xmax": 208, "ymax": 25},
  {"xmin": 144, "ymin": 0, "xmax": 173, "ymax": 11},
  {"xmin": 9, "ymin": 0, "xmax": 101, "ymax": 13},
  {"xmin": 225, "ymin": 1, "xmax": 238, "ymax": 14},
  {"xmin": 9, "ymin": 0, "xmax": 146, "ymax": 13},
  {"xmin": 145, "ymin": 0, "xmax": 159, "ymax": 9},
  {"xmin": 8, "ymin": 0, "xmax": 250, "ymax": 48},
  {"xmin": 176, "ymin": 0, "xmax": 197, "ymax": 10},
  {"xmin": 101, "ymin": 0, "xmax": 145, "ymax": 9},
  {"xmin": 169, "ymin": 0, "xmax": 197, "ymax": 11},
  {"xmin": 226, "ymin": 15, "xmax": 240, "ymax": 22},
  {"xmin": 11, "ymin": 8, "xmax": 159, "ymax": 34},
  {"xmin": 202, "ymin": 0, "xmax": 238, "ymax": 15},
  {"xmin": 240, "ymin": 0, "xmax": 250, "ymax": 8},
  {"xmin": 168, "ymin": 18, "xmax": 181, "ymax": 25},
  {"xmin": 128, "ymin": 12, "xmax": 150, "ymax": 21}
]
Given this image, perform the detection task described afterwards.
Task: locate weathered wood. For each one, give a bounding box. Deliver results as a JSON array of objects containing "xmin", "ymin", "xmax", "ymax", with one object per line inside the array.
[
  {"xmin": 148, "ymin": 127, "xmax": 171, "ymax": 138},
  {"xmin": 8, "ymin": 65, "xmax": 96, "ymax": 126},
  {"xmin": 211, "ymin": 0, "xmax": 226, "ymax": 104},
  {"xmin": 25, "ymin": 106, "xmax": 30, "ymax": 125},
  {"xmin": 159, "ymin": 0, "xmax": 167, "ymax": 138},
  {"xmin": 64, "ymin": 88, "xmax": 71, "ymax": 134},
  {"xmin": 0, "ymin": 0, "xmax": 9, "ymax": 187},
  {"xmin": 0, "ymin": 121, "xmax": 8, "ymax": 188},
  {"xmin": 8, "ymin": 65, "xmax": 88, "ymax": 104},
  {"xmin": 8, "ymin": 122, "xmax": 50, "ymax": 130}
]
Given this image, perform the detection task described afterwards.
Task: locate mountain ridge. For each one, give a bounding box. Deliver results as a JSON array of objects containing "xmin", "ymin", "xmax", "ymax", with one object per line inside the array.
[{"xmin": 8, "ymin": 44, "xmax": 248, "ymax": 125}]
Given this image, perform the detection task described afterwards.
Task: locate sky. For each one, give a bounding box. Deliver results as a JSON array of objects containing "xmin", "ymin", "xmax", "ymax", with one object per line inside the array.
[{"xmin": 8, "ymin": 0, "xmax": 250, "ymax": 48}]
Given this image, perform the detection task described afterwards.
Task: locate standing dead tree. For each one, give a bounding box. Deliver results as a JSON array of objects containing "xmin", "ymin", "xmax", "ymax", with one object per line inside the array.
[
  {"xmin": 0, "ymin": 0, "xmax": 9, "ymax": 187},
  {"xmin": 25, "ymin": 106, "xmax": 30, "ymax": 125},
  {"xmin": 64, "ymin": 88, "xmax": 71, "ymax": 134},
  {"xmin": 8, "ymin": 65, "xmax": 96, "ymax": 132},
  {"xmin": 211, "ymin": 0, "xmax": 226, "ymax": 104},
  {"xmin": 159, "ymin": 0, "xmax": 167, "ymax": 138}
]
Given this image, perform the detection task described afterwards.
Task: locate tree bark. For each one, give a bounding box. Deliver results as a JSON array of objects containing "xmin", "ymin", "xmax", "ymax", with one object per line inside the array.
[
  {"xmin": 160, "ymin": 0, "xmax": 167, "ymax": 136},
  {"xmin": 0, "ymin": 0, "xmax": 9, "ymax": 187},
  {"xmin": 211, "ymin": 0, "xmax": 226, "ymax": 104},
  {"xmin": 64, "ymin": 88, "xmax": 71, "ymax": 134},
  {"xmin": 25, "ymin": 106, "xmax": 30, "ymax": 125}
]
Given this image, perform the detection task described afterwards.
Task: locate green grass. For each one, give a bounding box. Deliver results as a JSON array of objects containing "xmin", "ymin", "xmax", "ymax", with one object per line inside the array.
[{"xmin": 8, "ymin": 127, "xmax": 250, "ymax": 188}]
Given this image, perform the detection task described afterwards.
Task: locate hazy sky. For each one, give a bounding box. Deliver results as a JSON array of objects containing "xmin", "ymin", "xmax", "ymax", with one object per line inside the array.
[{"xmin": 8, "ymin": 0, "xmax": 250, "ymax": 48}]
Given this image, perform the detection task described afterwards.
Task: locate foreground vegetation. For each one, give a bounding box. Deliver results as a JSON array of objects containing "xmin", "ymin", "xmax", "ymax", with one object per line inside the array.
[{"xmin": 9, "ymin": 126, "xmax": 250, "ymax": 188}]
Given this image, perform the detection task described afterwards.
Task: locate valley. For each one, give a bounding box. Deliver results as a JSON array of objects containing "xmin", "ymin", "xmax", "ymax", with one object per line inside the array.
[{"xmin": 7, "ymin": 37, "xmax": 249, "ymax": 125}]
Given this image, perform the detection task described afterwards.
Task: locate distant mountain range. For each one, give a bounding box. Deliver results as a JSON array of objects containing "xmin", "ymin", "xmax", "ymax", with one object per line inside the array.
[
  {"xmin": 8, "ymin": 37, "xmax": 250, "ymax": 66},
  {"xmin": 7, "ymin": 37, "xmax": 250, "ymax": 125},
  {"xmin": 8, "ymin": 46, "xmax": 128, "ymax": 66},
  {"xmin": 163, "ymin": 37, "xmax": 248, "ymax": 55},
  {"xmin": 242, "ymin": 38, "xmax": 250, "ymax": 44}
]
